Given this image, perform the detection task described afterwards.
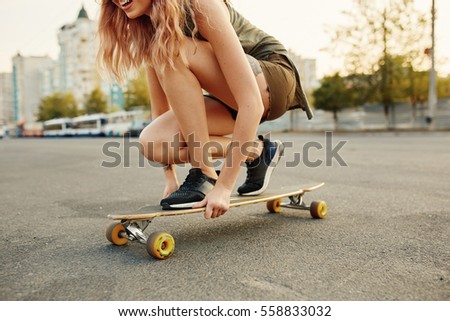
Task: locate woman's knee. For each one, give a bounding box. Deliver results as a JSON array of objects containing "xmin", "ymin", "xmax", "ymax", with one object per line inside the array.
[
  {"xmin": 139, "ymin": 122, "xmax": 185, "ymax": 164},
  {"xmin": 138, "ymin": 125, "xmax": 158, "ymax": 161}
]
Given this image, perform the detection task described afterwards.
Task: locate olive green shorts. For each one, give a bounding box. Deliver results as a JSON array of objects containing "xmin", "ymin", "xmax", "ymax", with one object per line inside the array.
[
  {"xmin": 205, "ymin": 54, "xmax": 296, "ymax": 123},
  {"xmin": 259, "ymin": 54, "xmax": 296, "ymax": 121}
]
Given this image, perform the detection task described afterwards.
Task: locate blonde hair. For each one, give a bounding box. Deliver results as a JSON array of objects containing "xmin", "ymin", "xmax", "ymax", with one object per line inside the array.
[{"xmin": 97, "ymin": 0, "xmax": 199, "ymax": 84}]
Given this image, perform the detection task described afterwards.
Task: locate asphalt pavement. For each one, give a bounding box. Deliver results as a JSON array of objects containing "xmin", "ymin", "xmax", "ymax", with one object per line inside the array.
[{"xmin": 0, "ymin": 131, "xmax": 449, "ymax": 300}]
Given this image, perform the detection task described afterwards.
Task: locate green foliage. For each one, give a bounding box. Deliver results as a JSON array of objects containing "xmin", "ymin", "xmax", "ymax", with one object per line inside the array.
[
  {"xmin": 328, "ymin": 0, "xmax": 429, "ymax": 118},
  {"xmin": 377, "ymin": 54, "xmax": 413, "ymax": 107},
  {"xmin": 404, "ymin": 67, "xmax": 429, "ymax": 105},
  {"xmin": 330, "ymin": 0, "xmax": 428, "ymax": 75},
  {"xmin": 345, "ymin": 73, "xmax": 378, "ymax": 106},
  {"xmin": 375, "ymin": 55, "xmax": 438, "ymax": 106},
  {"xmin": 37, "ymin": 92, "xmax": 79, "ymax": 121},
  {"xmin": 438, "ymin": 76, "xmax": 450, "ymax": 98},
  {"xmin": 84, "ymin": 87, "xmax": 108, "ymax": 114},
  {"xmin": 124, "ymin": 69, "xmax": 150, "ymax": 111},
  {"xmin": 313, "ymin": 73, "xmax": 354, "ymax": 122},
  {"xmin": 314, "ymin": 58, "xmax": 446, "ymax": 120}
]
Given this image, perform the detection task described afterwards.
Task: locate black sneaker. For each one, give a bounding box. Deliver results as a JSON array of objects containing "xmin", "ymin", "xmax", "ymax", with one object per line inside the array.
[
  {"xmin": 237, "ymin": 135, "xmax": 284, "ymax": 196},
  {"xmin": 160, "ymin": 168, "xmax": 216, "ymax": 210}
]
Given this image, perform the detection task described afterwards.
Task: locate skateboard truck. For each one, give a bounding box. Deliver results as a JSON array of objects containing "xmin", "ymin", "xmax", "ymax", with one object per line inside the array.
[
  {"xmin": 281, "ymin": 193, "xmax": 308, "ymax": 210},
  {"xmin": 120, "ymin": 220, "xmax": 151, "ymax": 244},
  {"xmin": 289, "ymin": 193, "xmax": 304, "ymax": 205}
]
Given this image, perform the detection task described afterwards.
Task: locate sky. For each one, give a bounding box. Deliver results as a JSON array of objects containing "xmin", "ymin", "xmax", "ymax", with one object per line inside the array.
[{"xmin": 0, "ymin": 0, "xmax": 449, "ymax": 78}]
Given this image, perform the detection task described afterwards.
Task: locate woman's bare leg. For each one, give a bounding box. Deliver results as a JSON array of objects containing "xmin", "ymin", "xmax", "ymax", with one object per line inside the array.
[
  {"xmin": 139, "ymin": 97, "xmax": 235, "ymax": 164},
  {"xmin": 139, "ymin": 97, "xmax": 235, "ymax": 196},
  {"xmin": 148, "ymin": 38, "xmax": 269, "ymax": 179}
]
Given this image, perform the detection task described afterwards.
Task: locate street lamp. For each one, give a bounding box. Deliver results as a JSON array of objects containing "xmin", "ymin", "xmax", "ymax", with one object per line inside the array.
[{"xmin": 427, "ymin": 0, "xmax": 437, "ymax": 128}]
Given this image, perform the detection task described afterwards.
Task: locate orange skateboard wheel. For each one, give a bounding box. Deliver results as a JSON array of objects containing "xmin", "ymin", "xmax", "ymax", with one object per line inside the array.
[
  {"xmin": 146, "ymin": 231, "xmax": 175, "ymax": 260},
  {"xmin": 266, "ymin": 198, "xmax": 282, "ymax": 213},
  {"xmin": 310, "ymin": 201, "xmax": 327, "ymax": 219},
  {"xmin": 106, "ymin": 223, "xmax": 129, "ymax": 246}
]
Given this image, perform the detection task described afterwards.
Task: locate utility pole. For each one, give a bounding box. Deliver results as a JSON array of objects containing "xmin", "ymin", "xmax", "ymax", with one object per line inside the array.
[
  {"xmin": 381, "ymin": 4, "xmax": 390, "ymax": 128},
  {"xmin": 427, "ymin": 0, "xmax": 437, "ymax": 128}
]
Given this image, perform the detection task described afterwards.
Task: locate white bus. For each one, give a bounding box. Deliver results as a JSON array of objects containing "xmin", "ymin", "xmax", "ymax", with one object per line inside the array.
[
  {"xmin": 103, "ymin": 110, "xmax": 134, "ymax": 137},
  {"xmin": 71, "ymin": 114, "xmax": 107, "ymax": 137},
  {"xmin": 103, "ymin": 109, "xmax": 149, "ymax": 137},
  {"xmin": 43, "ymin": 118, "xmax": 73, "ymax": 137}
]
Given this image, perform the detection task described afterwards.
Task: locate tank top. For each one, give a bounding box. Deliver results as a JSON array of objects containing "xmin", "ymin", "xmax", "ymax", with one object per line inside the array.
[{"xmin": 185, "ymin": 1, "xmax": 313, "ymax": 119}]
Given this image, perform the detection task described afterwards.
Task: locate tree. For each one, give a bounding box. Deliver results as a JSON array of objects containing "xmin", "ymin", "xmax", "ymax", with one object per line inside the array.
[
  {"xmin": 124, "ymin": 68, "xmax": 150, "ymax": 110},
  {"xmin": 403, "ymin": 66, "xmax": 429, "ymax": 122},
  {"xmin": 345, "ymin": 73, "xmax": 378, "ymax": 106},
  {"xmin": 37, "ymin": 92, "xmax": 79, "ymax": 121},
  {"xmin": 84, "ymin": 87, "xmax": 108, "ymax": 114},
  {"xmin": 313, "ymin": 73, "xmax": 354, "ymax": 127},
  {"xmin": 438, "ymin": 76, "xmax": 450, "ymax": 98},
  {"xmin": 329, "ymin": 0, "xmax": 428, "ymax": 127}
]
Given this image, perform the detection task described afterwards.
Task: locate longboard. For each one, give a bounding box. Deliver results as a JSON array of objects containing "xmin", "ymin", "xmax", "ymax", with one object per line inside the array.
[{"xmin": 106, "ymin": 183, "xmax": 327, "ymax": 260}]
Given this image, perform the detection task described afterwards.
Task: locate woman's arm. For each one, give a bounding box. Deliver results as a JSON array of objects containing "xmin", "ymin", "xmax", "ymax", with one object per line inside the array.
[{"xmin": 193, "ymin": 0, "xmax": 265, "ymax": 216}]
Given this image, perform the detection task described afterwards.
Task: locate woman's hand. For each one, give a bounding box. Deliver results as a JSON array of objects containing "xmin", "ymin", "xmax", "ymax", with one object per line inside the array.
[{"xmin": 193, "ymin": 185, "xmax": 232, "ymax": 219}]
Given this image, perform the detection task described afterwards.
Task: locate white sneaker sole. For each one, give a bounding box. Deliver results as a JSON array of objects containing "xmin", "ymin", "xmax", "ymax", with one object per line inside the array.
[{"xmin": 163, "ymin": 201, "xmax": 199, "ymax": 209}]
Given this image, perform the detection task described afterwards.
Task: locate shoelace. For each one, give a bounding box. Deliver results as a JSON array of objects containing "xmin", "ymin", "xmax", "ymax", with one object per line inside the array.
[
  {"xmin": 245, "ymin": 163, "xmax": 260, "ymax": 182},
  {"xmin": 244, "ymin": 157, "xmax": 267, "ymax": 183},
  {"xmin": 244, "ymin": 142, "xmax": 278, "ymax": 184},
  {"xmin": 178, "ymin": 171, "xmax": 204, "ymax": 191}
]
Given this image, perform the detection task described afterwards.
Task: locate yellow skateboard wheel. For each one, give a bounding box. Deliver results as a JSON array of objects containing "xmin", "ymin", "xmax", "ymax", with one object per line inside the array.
[
  {"xmin": 267, "ymin": 198, "xmax": 282, "ymax": 213},
  {"xmin": 106, "ymin": 223, "xmax": 129, "ymax": 246},
  {"xmin": 310, "ymin": 201, "xmax": 327, "ymax": 219},
  {"xmin": 146, "ymin": 231, "xmax": 175, "ymax": 260}
]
